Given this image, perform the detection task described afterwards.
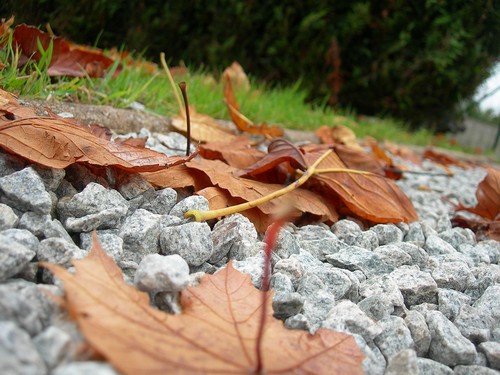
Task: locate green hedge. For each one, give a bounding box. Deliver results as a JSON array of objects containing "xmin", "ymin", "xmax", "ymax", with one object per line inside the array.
[{"xmin": 2, "ymin": 0, "xmax": 499, "ymax": 128}]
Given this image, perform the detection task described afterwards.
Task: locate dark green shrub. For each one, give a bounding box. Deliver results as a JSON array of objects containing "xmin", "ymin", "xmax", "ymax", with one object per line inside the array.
[{"xmin": 2, "ymin": 0, "xmax": 499, "ymax": 129}]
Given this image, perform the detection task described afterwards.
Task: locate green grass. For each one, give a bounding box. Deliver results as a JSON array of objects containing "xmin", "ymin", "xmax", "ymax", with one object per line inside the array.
[{"xmin": 0, "ymin": 34, "xmax": 491, "ymax": 156}]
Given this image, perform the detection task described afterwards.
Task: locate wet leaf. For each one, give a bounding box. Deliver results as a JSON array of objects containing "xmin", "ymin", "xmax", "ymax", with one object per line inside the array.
[{"xmin": 42, "ymin": 234, "xmax": 364, "ymax": 375}]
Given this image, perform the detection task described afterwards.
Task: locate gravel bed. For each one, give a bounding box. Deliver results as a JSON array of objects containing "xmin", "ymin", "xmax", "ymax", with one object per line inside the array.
[{"xmin": 0, "ymin": 127, "xmax": 499, "ymax": 375}]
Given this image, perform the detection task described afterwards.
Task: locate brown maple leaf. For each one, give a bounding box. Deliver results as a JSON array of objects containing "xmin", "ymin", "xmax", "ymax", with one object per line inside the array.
[{"xmin": 42, "ymin": 234, "xmax": 364, "ymax": 375}]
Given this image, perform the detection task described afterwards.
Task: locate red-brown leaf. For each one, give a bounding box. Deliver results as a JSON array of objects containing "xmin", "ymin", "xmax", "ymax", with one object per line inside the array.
[
  {"xmin": 199, "ymin": 136, "xmax": 265, "ymax": 169},
  {"xmin": 42, "ymin": 234, "xmax": 364, "ymax": 375}
]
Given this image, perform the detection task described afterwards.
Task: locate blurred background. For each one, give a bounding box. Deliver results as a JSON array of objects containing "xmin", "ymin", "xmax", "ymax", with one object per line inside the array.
[{"xmin": 1, "ymin": 0, "xmax": 499, "ymax": 139}]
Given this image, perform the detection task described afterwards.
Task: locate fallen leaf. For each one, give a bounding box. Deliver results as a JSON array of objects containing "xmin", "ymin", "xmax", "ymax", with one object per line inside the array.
[
  {"xmin": 12, "ymin": 24, "xmax": 117, "ymax": 78},
  {"xmin": 236, "ymin": 138, "xmax": 307, "ymax": 178},
  {"xmin": 423, "ymin": 148, "xmax": 469, "ymax": 169},
  {"xmin": 42, "ymin": 234, "xmax": 364, "ymax": 375},
  {"xmin": 382, "ymin": 141, "xmax": 422, "ymax": 166},
  {"xmin": 302, "ymin": 144, "xmax": 418, "ymax": 223},
  {"xmin": 171, "ymin": 105, "xmax": 238, "ymax": 143},
  {"xmin": 456, "ymin": 166, "xmax": 500, "ymax": 221},
  {"xmin": 316, "ymin": 125, "xmax": 362, "ymax": 150},
  {"xmin": 0, "ymin": 89, "xmax": 191, "ymax": 172},
  {"xmin": 188, "ymin": 158, "xmax": 338, "ymax": 225},
  {"xmin": 141, "ymin": 164, "xmax": 209, "ymax": 189},
  {"xmin": 199, "ymin": 136, "xmax": 265, "ymax": 169},
  {"xmin": 223, "ymin": 76, "xmax": 284, "ymax": 138},
  {"xmin": 333, "ymin": 144, "xmax": 385, "ymax": 176},
  {"xmin": 222, "ymin": 61, "xmax": 250, "ymax": 92}
]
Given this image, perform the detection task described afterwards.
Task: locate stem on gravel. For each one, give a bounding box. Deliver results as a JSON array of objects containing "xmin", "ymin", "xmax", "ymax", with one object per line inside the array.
[{"xmin": 254, "ymin": 220, "xmax": 283, "ymax": 374}]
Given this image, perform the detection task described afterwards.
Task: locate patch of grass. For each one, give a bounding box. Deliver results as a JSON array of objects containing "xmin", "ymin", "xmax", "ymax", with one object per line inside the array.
[{"xmin": 0, "ymin": 36, "xmax": 486, "ymax": 155}]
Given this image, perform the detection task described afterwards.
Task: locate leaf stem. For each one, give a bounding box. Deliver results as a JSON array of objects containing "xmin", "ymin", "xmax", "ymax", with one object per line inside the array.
[
  {"xmin": 184, "ymin": 149, "xmax": 333, "ymax": 221},
  {"xmin": 178, "ymin": 82, "xmax": 191, "ymax": 156},
  {"xmin": 159, "ymin": 52, "xmax": 185, "ymax": 118},
  {"xmin": 255, "ymin": 220, "xmax": 283, "ymax": 374}
]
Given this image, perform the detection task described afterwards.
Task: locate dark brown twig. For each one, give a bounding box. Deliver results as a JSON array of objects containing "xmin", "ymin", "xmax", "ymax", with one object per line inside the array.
[{"xmin": 178, "ymin": 82, "xmax": 191, "ymax": 156}]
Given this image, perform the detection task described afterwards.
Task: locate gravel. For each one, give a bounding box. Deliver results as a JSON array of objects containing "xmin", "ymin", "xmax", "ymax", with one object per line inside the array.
[{"xmin": 0, "ymin": 129, "xmax": 498, "ymax": 375}]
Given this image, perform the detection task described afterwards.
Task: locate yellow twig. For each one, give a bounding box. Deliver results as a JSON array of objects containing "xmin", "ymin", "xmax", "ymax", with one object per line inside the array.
[
  {"xmin": 184, "ymin": 149, "xmax": 333, "ymax": 222},
  {"xmin": 160, "ymin": 52, "xmax": 185, "ymax": 118}
]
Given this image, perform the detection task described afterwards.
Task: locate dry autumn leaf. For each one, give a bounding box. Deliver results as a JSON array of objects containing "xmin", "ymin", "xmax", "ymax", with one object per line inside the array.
[
  {"xmin": 171, "ymin": 105, "xmax": 238, "ymax": 143},
  {"xmin": 12, "ymin": 24, "xmax": 117, "ymax": 78},
  {"xmin": 223, "ymin": 76, "xmax": 284, "ymax": 138},
  {"xmin": 42, "ymin": 234, "xmax": 364, "ymax": 375},
  {"xmin": 199, "ymin": 135, "xmax": 265, "ymax": 169},
  {"xmin": 315, "ymin": 124, "xmax": 362, "ymax": 150},
  {"xmin": 302, "ymin": 144, "xmax": 418, "ymax": 223},
  {"xmin": 222, "ymin": 61, "xmax": 250, "ymax": 92},
  {"xmin": 0, "ymin": 89, "xmax": 193, "ymax": 172}
]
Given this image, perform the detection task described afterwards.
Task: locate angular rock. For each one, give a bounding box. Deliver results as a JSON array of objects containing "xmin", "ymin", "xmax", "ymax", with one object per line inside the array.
[
  {"xmin": 139, "ymin": 188, "xmax": 177, "ymax": 215},
  {"xmin": 53, "ymin": 361, "xmax": 119, "ymax": 375},
  {"xmin": 210, "ymin": 214, "xmax": 258, "ymax": 262},
  {"xmin": 374, "ymin": 316, "xmax": 414, "ymax": 361},
  {"xmin": 454, "ymin": 304, "xmax": 495, "ymax": 344},
  {"xmin": 466, "ymin": 265, "xmax": 500, "ymax": 303},
  {"xmin": 119, "ymin": 209, "xmax": 162, "ymax": 262},
  {"xmin": 404, "ymin": 221, "xmax": 426, "ymax": 246},
  {"xmin": 0, "ymin": 203, "xmax": 18, "ymax": 230},
  {"xmin": 435, "ymin": 215, "xmax": 453, "ymax": 233},
  {"xmin": 424, "ymin": 234, "xmax": 458, "ymax": 255},
  {"xmin": 453, "ymin": 365, "xmax": 500, "ymax": 375},
  {"xmin": 117, "ymin": 173, "xmax": 153, "ymax": 200},
  {"xmin": 284, "ymin": 313, "xmax": 310, "ymax": 331},
  {"xmin": 330, "ymin": 219, "xmax": 362, "ymax": 245},
  {"xmin": 37, "ymin": 238, "xmax": 86, "ymax": 268},
  {"xmin": 389, "ymin": 267, "xmax": 438, "ymax": 307},
  {"xmin": 0, "ymin": 150, "xmax": 26, "ymax": 177},
  {"xmin": 384, "ymin": 349, "xmax": 418, "ymax": 375},
  {"xmin": 373, "ymin": 245, "xmax": 412, "ymax": 268},
  {"xmin": 474, "ymin": 240, "xmax": 499, "ymax": 264},
  {"xmin": 458, "ymin": 243, "xmax": 491, "ymax": 266},
  {"xmin": 351, "ymin": 333, "xmax": 387, "ymax": 375},
  {"xmin": 32, "ymin": 165, "xmax": 65, "ymax": 192},
  {"xmin": 288, "ymin": 250, "xmax": 324, "ymax": 273},
  {"xmin": 302, "ymin": 289, "xmax": 336, "ymax": 332},
  {"xmin": 0, "ymin": 167, "xmax": 54, "ymax": 214},
  {"xmin": 393, "ymin": 242, "xmax": 429, "ymax": 269},
  {"xmin": 274, "ymin": 257, "xmax": 306, "ymax": 288},
  {"xmin": 426, "ymin": 310, "xmax": 476, "ymax": 367},
  {"xmin": 273, "ymin": 228, "xmax": 300, "ymax": 259},
  {"xmin": 326, "ymin": 246, "xmax": 394, "ymax": 278},
  {"xmin": 0, "ymin": 287, "xmax": 43, "ymax": 336},
  {"xmin": 478, "ymin": 341, "xmax": 500, "ymax": 370},
  {"xmin": 159, "ymin": 222, "xmax": 213, "ymax": 266},
  {"xmin": 339, "ymin": 269, "xmax": 361, "ymax": 303},
  {"xmin": 439, "ymin": 227, "xmax": 476, "ymax": 250},
  {"xmin": 404, "ymin": 310, "xmax": 431, "ymax": 357},
  {"xmin": 297, "ymin": 225, "xmax": 345, "ymax": 260},
  {"xmin": 359, "ymin": 274, "xmax": 406, "ymax": 316},
  {"xmin": 416, "ymin": 358, "xmax": 453, "ymax": 375},
  {"xmin": 353, "ymin": 229, "xmax": 379, "ymax": 251},
  {"xmin": 0, "ymin": 228, "xmax": 39, "ymax": 253},
  {"xmin": 19, "ymin": 212, "xmax": 74, "ymax": 243},
  {"xmin": 437, "ymin": 288, "xmax": 471, "ymax": 321},
  {"xmin": 357, "ymin": 294, "xmax": 394, "ymax": 321},
  {"xmin": 134, "ymin": 254, "xmax": 189, "ymax": 293},
  {"xmin": 272, "ymin": 292, "xmax": 304, "ymax": 320},
  {"xmin": 371, "ymin": 223, "xmax": 403, "ymax": 245},
  {"xmin": 323, "ymin": 300, "xmax": 382, "ymax": 343},
  {"xmin": 0, "ymin": 233, "xmax": 36, "ymax": 281},
  {"xmin": 80, "ymin": 230, "xmax": 123, "ymax": 261},
  {"xmin": 430, "ymin": 261, "xmax": 475, "ymax": 291},
  {"xmin": 473, "ymin": 285, "xmax": 500, "ymax": 325},
  {"xmin": 169, "ymin": 195, "xmax": 209, "ymax": 219},
  {"xmin": 57, "ymin": 183, "xmax": 129, "ymax": 232},
  {"xmin": 296, "ymin": 273, "xmax": 326, "ymax": 296},
  {"xmin": 0, "ymin": 321, "xmax": 47, "ymax": 375},
  {"xmin": 309, "ymin": 265, "xmax": 352, "ymax": 300},
  {"xmin": 33, "ymin": 326, "xmax": 71, "ymax": 370}
]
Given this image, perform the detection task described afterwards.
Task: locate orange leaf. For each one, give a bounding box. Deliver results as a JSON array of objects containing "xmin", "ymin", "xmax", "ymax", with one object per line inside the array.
[
  {"xmin": 456, "ymin": 166, "xmax": 500, "ymax": 221},
  {"xmin": 0, "ymin": 89, "xmax": 191, "ymax": 172},
  {"xmin": 423, "ymin": 148, "xmax": 469, "ymax": 169},
  {"xmin": 42, "ymin": 234, "xmax": 364, "ymax": 375},
  {"xmin": 199, "ymin": 136, "xmax": 265, "ymax": 169},
  {"xmin": 12, "ymin": 24, "xmax": 117, "ymax": 78},
  {"xmin": 171, "ymin": 105, "xmax": 238, "ymax": 143},
  {"xmin": 315, "ymin": 125, "xmax": 362, "ymax": 150},
  {"xmin": 302, "ymin": 145, "xmax": 418, "ymax": 223},
  {"xmin": 222, "ymin": 61, "xmax": 250, "ymax": 92},
  {"xmin": 223, "ymin": 77, "xmax": 284, "ymax": 138},
  {"xmin": 188, "ymin": 158, "xmax": 338, "ymax": 225}
]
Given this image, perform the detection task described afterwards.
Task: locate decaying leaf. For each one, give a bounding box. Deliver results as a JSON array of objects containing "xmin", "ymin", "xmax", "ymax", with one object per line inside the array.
[
  {"xmin": 199, "ymin": 136, "xmax": 265, "ymax": 169},
  {"xmin": 12, "ymin": 24, "xmax": 117, "ymax": 78},
  {"xmin": 171, "ymin": 105, "xmax": 238, "ymax": 143},
  {"xmin": 423, "ymin": 148, "xmax": 469, "ymax": 169},
  {"xmin": 0, "ymin": 89, "xmax": 192, "ymax": 172},
  {"xmin": 456, "ymin": 167, "xmax": 500, "ymax": 221},
  {"xmin": 223, "ymin": 76, "xmax": 284, "ymax": 138},
  {"xmin": 42, "ymin": 234, "xmax": 364, "ymax": 375},
  {"xmin": 222, "ymin": 61, "xmax": 250, "ymax": 92},
  {"xmin": 315, "ymin": 124, "xmax": 362, "ymax": 150},
  {"xmin": 302, "ymin": 144, "xmax": 418, "ymax": 223}
]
